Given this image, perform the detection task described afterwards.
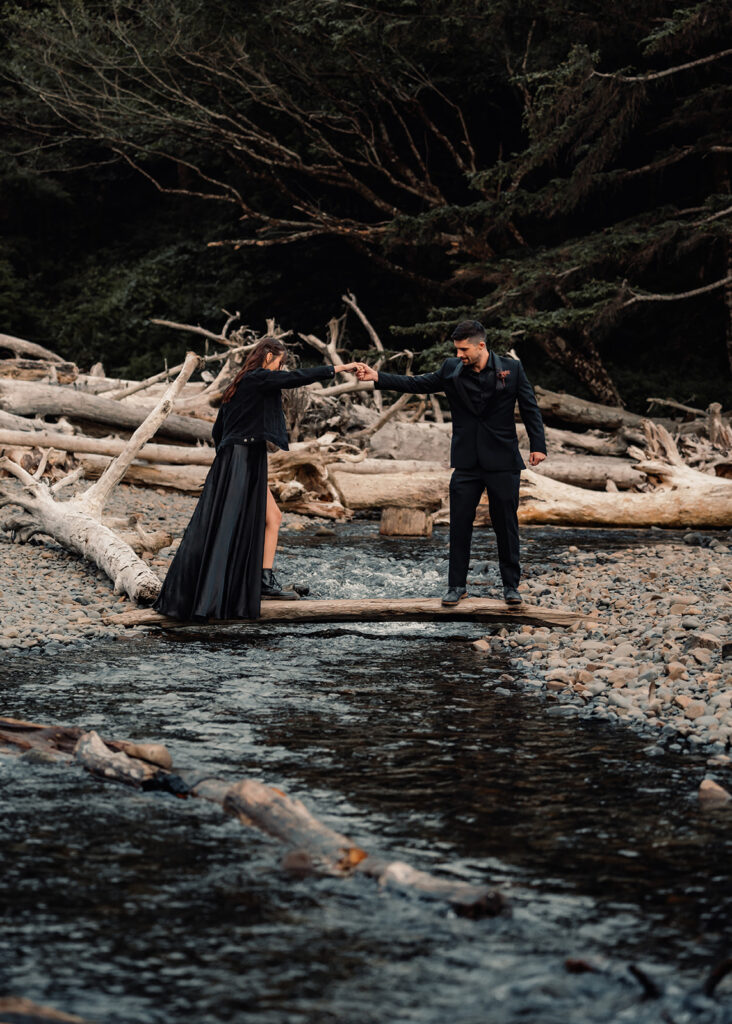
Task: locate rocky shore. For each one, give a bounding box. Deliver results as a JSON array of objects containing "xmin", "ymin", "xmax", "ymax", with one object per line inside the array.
[{"xmin": 1, "ymin": 482, "xmax": 730, "ymax": 775}]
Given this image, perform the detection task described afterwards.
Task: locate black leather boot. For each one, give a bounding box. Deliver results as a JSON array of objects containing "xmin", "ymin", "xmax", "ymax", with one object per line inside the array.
[
  {"xmin": 503, "ymin": 586, "xmax": 523, "ymax": 605},
  {"xmin": 441, "ymin": 586, "xmax": 467, "ymax": 607},
  {"xmin": 261, "ymin": 569, "xmax": 299, "ymax": 600}
]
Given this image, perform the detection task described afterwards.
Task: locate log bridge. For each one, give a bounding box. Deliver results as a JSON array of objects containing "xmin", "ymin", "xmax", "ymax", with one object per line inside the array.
[
  {"xmin": 0, "ymin": 716, "xmax": 507, "ymax": 919},
  {"xmin": 104, "ymin": 596, "xmax": 587, "ymax": 630}
]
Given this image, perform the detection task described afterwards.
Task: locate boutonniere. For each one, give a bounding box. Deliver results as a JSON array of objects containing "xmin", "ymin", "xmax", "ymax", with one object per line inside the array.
[{"xmin": 496, "ymin": 369, "xmax": 511, "ymax": 389}]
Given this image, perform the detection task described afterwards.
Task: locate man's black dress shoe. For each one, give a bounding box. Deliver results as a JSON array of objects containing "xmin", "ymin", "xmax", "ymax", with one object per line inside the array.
[
  {"xmin": 503, "ymin": 587, "xmax": 523, "ymax": 605},
  {"xmin": 442, "ymin": 587, "xmax": 468, "ymax": 607},
  {"xmin": 261, "ymin": 569, "xmax": 299, "ymax": 600}
]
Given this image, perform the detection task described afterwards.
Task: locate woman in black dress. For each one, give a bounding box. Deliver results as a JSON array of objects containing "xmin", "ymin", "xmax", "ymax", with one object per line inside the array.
[{"xmin": 153, "ymin": 338, "xmax": 358, "ymax": 621}]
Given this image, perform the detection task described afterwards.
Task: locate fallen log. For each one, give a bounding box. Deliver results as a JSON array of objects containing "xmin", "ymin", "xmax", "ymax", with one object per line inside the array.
[
  {"xmin": 332, "ymin": 454, "xmax": 644, "ymax": 491},
  {"xmin": 0, "ymin": 353, "xmax": 201, "ymax": 601},
  {"xmin": 0, "ymin": 332, "xmax": 64, "ymax": 362},
  {"xmin": 77, "ymin": 454, "xmax": 208, "ymax": 493},
  {"xmin": 531, "ymin": 454, "xmax": 646, "ymax": 491},
  {"xmin": 0, "ymin": 357, "xmax": 78, "ymax": 384},
  {"xmin": 0, "ymin": 427, "xmax": 215, "ymax": 464},
  {"xmin": 103, "ymin": 597, "xmax": 587, "ymax": 629},
  {"xmin": 380, "ymin": 507, "xmax": 433, "ymax": 536},
  {"xmin": 330, "ymin": 469, "xmax": 450, "ymax": 510},
  {"xmin": 330, "ymin": 458, "xmax": 448, "ymax": 475},
  {"xmin": 510, "ymin": 464, "xmax": 732, "ymax": 527},
  {"xmin": 0, "ymin": 410, "xmax": 77, "ymax": 433},
  {"xmin": 0, "ymin": 379, "xmax": 212, "ymax": 443},
  {"xmin": 0, "ymin": 716, "xmax": 507, "ymax": 918},
  {"xmin": 534, "ymin": 386, "xmax": 705, "ymax": 435}
]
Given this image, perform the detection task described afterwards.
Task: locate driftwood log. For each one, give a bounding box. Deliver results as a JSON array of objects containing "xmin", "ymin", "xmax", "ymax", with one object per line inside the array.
[
  {"xmin": 0, "ymin": 379, "xmax": 212, "ymax": 443},
  {"xmin": 103, "ymin": 597, "xmax": 587, "ymax": 629},
  {"xmin": 77, "ymin": 454, "xmax": 208, "ymax": 493},
  {"xmin": 0, "ymin": 716, "xmax": 507, "ymax": 918},
  {"xmin": 0, "ymin": 428, "xmax": 215, "ymax": 464},
  {"xmin": 0, "ymin": 354, "xmax": 201, "ymax": 601}
]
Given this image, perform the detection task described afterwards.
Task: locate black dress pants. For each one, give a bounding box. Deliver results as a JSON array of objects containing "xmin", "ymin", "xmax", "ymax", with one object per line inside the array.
[{"xmin": 448, "ymin": 468, "xmax": 521, "ymax": 589}]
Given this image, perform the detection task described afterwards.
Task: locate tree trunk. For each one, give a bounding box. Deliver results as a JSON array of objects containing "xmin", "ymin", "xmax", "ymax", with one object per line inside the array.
[
  {"xmin": 0, "ymin": 358, "xmax": 78, "ymax": 383},
  {"xmin": 0, "ymin": 428, "xmax": 215, "ymax": 464},
  {"xmin": 330, "ymin": 469, "xmax": 450, "ymax": 510},
  {"xmin": 77, "ymin": 454, "xmax": 208, "ymax": 493},
  {"xmin": 105, "ymin": 597, "xmax": 586, "ymax": 629},
  {"xmin": 0, "ymin": 379, "xmax": 212, "ymax": 443},
  {"xmin": 509, "ymin": 464, "xmax": 732, "ymax": 527},
  {"xmin": 380, "ymin": 507, "xmax": 433, "ymax": 536},
  {"xmin": 535, "ymin": 332, "xmax": 622, "ymax": 405},
  {"xmin": 0, "ymin": 332, "xmax": 64, "ymax": 362},
  {"xmin": 530, "ymin": 454, "xmax": 645, "ymax": 490}
]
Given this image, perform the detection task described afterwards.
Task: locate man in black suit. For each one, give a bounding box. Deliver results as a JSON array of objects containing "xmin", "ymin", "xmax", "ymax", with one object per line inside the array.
[{"xmin": 357, "ymin": 320, "xmax": 547, "ymax": 606}]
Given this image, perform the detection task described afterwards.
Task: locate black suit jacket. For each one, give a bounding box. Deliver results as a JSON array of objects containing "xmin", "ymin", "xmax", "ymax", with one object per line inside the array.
[
  {"xmin": 212, "ymin": 364, "xmax": 335, "ymax": 452},
  {"xmin": 375, "ymin": 354, "xmax": 546, "ymax": 471}
]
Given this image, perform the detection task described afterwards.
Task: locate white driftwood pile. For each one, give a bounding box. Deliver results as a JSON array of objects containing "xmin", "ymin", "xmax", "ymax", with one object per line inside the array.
[{"xmin": 1, "ymin": 304, "xmax": 731, "ymax": 601}]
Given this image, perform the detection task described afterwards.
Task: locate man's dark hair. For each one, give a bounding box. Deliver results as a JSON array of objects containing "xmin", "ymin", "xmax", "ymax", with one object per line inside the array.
[{"xmin": 451, "ymin": 320, "xmax": 486, "ymax": 343}]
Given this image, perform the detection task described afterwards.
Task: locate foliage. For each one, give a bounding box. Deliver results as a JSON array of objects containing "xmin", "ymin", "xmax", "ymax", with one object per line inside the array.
[{"xmin": 0, "ymin": 0, "xmax": 730, "ymax": 406}]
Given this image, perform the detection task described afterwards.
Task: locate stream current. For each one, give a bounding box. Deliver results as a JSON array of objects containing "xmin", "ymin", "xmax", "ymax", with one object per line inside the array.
[{"xmin": 1, "ymin": 525, "xmax": 731, "ymax": 1023}]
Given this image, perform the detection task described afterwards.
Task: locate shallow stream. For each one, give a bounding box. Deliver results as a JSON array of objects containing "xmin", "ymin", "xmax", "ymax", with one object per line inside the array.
[{"xmin": 2, "ymin": 526, "xmax": 731, "ymax": 1023}]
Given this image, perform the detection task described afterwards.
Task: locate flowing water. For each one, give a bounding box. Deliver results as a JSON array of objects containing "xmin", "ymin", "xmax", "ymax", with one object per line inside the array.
[{"xmin": 2, "ymin": 526, "xmax": 731, "ymax": 1023}]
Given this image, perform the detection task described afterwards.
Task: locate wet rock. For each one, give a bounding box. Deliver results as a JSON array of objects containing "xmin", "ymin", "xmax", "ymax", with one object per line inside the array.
[{"xmin": 699, "ymin": 778, "xmax": 732, "ymax": 807}]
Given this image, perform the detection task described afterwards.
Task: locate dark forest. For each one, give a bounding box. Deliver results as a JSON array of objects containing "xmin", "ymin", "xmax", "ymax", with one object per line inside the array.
[{"xmin": 1, "ymin": 0, "xmax": 730, "ymax": 410}]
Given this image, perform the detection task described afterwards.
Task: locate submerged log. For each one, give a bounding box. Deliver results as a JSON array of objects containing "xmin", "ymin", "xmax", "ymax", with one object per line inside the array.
[
  {"xmin": 103, "ymin": 597, "xmax": 587, "ymax": 629},
  {"xmin": 0, "ymin": 998, "xmax": 91, "ymax": 1024},
  {"xmin": 1, "ymin": 716, "xmax": 507, "ymax": 917}
]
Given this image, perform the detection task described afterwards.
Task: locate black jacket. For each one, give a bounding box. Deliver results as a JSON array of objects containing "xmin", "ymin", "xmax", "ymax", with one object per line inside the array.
[
  {"xmin": 212, "ymin": 364, "xmax": 335, "ymax": 452},
  {"xmin": 375, "ymin": 353, "xmax": 546, "ymax": 472}
]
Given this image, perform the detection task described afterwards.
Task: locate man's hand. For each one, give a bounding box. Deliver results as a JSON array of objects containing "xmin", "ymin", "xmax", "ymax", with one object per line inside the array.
[
  {"xmin": 356, "ymin": 363, "xmax": 378, "ymax": 382},
  {"xmin": 528, "ymin": 452, "xmax": 547, "ymax": 467}
]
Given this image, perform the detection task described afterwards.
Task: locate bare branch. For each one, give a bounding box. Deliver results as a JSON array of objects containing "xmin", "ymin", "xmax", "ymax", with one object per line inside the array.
[
  {"xmin": 622, "ymin": 275, "xmax": 732, "ymax": 307},
  {"xmin": 593, "ymin": 48, "xmax": 732, "ymax": 83}
]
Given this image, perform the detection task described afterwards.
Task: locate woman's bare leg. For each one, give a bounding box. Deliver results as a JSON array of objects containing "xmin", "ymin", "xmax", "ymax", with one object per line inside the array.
[{"xmin": 263, "ymin": 488, "xmax": 283, "ymax": 569}]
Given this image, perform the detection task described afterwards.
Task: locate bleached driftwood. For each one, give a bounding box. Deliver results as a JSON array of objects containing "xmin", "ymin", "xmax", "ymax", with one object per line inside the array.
[
  {"xmin": 0, "ymin": 358, "xmax": 78, "ymax": 384},
  {"xmin": 77, "ymin": 454, "xmax": 208, "ymax": 493},
  {"xmin": 0, "ymin": 428, "xmax": 215, "ymax": 464},
  {"xmin": 330, "ymin": 469, "xmax": 450, "ymax": 510},
  {"xmin": 0, "ymin": 353, "xmax": 201, "ymax": 601},
  {"xmin": 105, "ymin": 597, "xmax": 586, "ymax": 629},
  {"xmin": 0, "ymin": 378, "xmax": 212, "ymax": 442},
  {"xmin": 0, "ymin": 332, "xmax": 64, "ymax": 362}
]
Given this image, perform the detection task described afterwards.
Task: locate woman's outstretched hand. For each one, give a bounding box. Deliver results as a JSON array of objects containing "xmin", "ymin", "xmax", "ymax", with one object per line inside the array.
[{"xmin": 332, "ymin": 362, "xmax": 361, "ymax": 374}]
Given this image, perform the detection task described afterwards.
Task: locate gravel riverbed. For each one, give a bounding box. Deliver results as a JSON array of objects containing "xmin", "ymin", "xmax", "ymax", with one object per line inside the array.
[{"xmin": 1, "ymin": 482, "xmax": 730, "ymax": 774}]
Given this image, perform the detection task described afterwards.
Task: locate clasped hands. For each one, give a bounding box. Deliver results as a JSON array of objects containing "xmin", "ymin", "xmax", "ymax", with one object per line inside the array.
[{"xmin": 333, "ymin": 362, "xmax": 378, "ymax": 381}]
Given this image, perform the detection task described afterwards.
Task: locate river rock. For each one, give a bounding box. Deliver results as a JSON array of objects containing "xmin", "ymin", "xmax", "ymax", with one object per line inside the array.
[{"xmin": 699, "ymin": 779, "xmax": 732, "ymax": 807}]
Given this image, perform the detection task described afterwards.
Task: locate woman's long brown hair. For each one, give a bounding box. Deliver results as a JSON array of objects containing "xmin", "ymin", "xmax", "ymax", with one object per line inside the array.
[{"xmin": 221, "ymin": 338, "xmax": 288, "ymax": 403}]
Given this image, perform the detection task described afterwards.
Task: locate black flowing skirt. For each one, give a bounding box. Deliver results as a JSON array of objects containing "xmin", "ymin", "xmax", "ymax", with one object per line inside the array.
[{"xmin": 153, "ymin": 442, "xmax": 267, "ymax": 621}]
